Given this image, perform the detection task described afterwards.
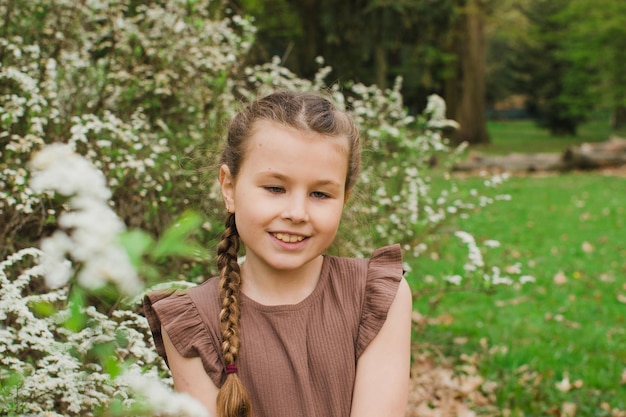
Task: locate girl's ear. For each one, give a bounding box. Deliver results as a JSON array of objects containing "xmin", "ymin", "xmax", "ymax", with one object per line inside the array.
[{"xmin": 219, "ymin": 165, "xmax": 236, "ymax": 213}]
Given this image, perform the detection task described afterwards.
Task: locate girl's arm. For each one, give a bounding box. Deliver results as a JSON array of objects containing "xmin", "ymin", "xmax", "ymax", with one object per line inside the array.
[
  {"xmin": 162, "ymin": 326, "xmax": 219, "ymax": 416},
  {"xmin": 350, "ymin": 278, "xmax": 413, "ymax": 417}
]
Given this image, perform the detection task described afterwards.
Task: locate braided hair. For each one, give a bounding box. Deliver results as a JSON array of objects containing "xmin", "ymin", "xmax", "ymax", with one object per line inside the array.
[
  {"xmin": 215, "ymin": 91, "xmax": 361, "ymax": 417},
  {"xmin": 215, "ymin": 213, "xmax": 249, "ymax": 417}
]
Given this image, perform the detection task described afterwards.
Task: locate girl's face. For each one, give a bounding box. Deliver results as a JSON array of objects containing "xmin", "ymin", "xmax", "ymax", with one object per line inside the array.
[{"xmin": 220, "ymin": 120, "xmax": 349, "ymax": 278}]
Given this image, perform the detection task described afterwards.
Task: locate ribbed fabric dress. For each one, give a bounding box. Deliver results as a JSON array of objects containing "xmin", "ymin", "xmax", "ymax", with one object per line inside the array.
[{"xmin": 143, "ymin": 244, "xmax": 403, "ymax": 417}]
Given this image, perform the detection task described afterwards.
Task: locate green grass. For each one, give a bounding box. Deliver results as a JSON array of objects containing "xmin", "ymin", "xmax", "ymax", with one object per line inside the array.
[
  {"xmin": 473, "ymin": 118, "xmax": 626, "ymax": 154},
  {"xmin": 407, "ymin": 120, "xmax": 626, "ymax": 415}
]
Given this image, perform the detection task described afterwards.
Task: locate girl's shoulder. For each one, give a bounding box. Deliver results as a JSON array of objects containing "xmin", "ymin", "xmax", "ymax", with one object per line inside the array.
[
  {"xmin": 143, "ymin": 279, "xmax": 225, "ymax": 386},
  {"xmin": 328, "ymin": 244, "xmax": 405, "ymax": 357},
  {"xmin": 325, "ymin": 243, "xmax": 403, "ymax": 283}
]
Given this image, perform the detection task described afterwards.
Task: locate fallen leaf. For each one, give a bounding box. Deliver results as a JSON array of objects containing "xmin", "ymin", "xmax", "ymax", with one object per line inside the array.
[
  {"xmin": 496, "ymin": 296, "xmax": 529, "ymax": 307},
  {"xmin": 412, "ymin": 311, "xmax": 424, "ymax": 322},
  {"xmin": 566, "ymin": 320, "xmax": 581, "ymax": 329},
  {"xmin": 555, "ymin": 375, "xmax": 571, "ymax": 392},
  {"xmin": 505, "ymin": 264, "xmax": 521, "ymax": 274},
  {"xmin": 406, "ymin": 351, "xmax": 499, "ymax": 417},
  {"xmin": 618, "ymin": 294, "xmax": 626, "ymax": 304},
  {"xmin": 561, "ymin": 402, "xmax": 577, "ymax": 417},
  {"xmin": 554, "ymin": 271, "xmax": 567, "ymax": 285},
  {"xmin": 621, "ymin": 369, "xmax": 626, "ymax": 385},
  {"xmin": 429, "ymin": 313, "xmax": 454, "ymax": 326},
  {"xmin": 599, "ymin": 273, "xmax": 614, "ymax": 283}
]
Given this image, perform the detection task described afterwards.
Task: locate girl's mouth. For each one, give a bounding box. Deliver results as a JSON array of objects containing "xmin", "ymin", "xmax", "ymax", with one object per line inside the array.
[{"xmin": 272, "ymin": 232, "xmax": 306, "ymax": 243}]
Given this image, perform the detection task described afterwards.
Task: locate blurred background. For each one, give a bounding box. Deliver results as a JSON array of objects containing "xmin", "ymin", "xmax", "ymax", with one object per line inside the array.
[{"xmin": 230, "ymin": 0, "xmax": 626, "ymax": 144}]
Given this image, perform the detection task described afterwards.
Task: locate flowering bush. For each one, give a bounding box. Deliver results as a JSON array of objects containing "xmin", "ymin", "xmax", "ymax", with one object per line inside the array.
[
  {"xmin": 0, "ymin": 248, "xmax": 206, "ymax": 417},
  {"xmin": 0, "ymin": 0, "xmax": 532, "ymax": 415},
  {"xmin": 0, "ymin": 0, "xmax": 255, "ymax": 258}
]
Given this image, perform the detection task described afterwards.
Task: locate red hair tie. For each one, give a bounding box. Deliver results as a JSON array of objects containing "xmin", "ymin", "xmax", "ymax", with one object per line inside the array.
[{"xmin": 225, "ymin": 364, "xmax": 238, "ymax": 374}]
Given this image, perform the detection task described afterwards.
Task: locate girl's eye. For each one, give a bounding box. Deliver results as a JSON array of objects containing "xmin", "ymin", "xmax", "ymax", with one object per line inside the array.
[
  {"xmin": 265, "ymin": 186, "xmax": 284, "ymax": 193},
  {"xmin": 311, "ymin": 191, "xmax": 330, "ymax": 199}
]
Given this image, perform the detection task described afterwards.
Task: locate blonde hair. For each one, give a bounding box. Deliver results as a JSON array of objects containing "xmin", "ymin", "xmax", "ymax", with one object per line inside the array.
[{"xmin": 215, "ymin": 91, "xmax": 361, "ymax": 417}]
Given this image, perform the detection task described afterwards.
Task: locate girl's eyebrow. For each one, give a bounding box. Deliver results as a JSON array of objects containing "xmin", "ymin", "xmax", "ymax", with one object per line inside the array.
[{"xmin": 259, "ymin": 171, "xmax": 343, "ymax": 188}]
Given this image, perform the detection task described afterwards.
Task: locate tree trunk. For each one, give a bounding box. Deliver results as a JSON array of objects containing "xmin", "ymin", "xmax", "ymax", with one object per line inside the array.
[
  {"xmin": 611, "ymin": 105, "xmax": 626, "ymax": 130},
  {"xmin": 288, "ymin": 0, "xmax": 321, "ymax": 78},
  {"xmin": 455, "ymin": 0, "xmax": 490, "ymax": 145},
  {"xmin": 374, "ymin": 44, "xmax": 388, "ymax": 89}
]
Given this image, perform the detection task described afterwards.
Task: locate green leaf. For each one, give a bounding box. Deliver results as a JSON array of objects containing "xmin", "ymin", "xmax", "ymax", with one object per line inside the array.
[
  {"xmin": 119, "ymin": 229, "xmax": 155, "ymax": 268},
  {"xmin": 64, "ymin": 287, "xmax": 86, "ymax": 332},
  {"xmin": 150, "ymin": 210, "xmax": 209, "ymax": 261},
  {"xmin": 93, "ymin": 341, "xmax": 121, "ymax": 378},
  {"xmin": 30, "ymin": 300, "xmax": 57, "ymax": 318}
]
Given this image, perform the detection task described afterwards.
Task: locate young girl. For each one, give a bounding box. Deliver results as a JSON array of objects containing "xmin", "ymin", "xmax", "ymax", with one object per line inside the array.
[{"xmin": 144, "ymin": 91, "xmax": 412, "ymax": 417}]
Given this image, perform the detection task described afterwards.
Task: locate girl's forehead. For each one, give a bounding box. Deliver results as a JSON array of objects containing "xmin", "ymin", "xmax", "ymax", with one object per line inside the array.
[
  {"xmin": 237, "ymin": 120, "xmax": 350, "ymax": 180},
  {"xmin": 246, "ymin": 120, "xmax": 350, "ymax": 155}
]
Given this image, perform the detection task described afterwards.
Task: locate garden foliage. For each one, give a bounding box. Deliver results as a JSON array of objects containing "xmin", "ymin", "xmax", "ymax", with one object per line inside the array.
[{"xmin": 0, "ymin": 0, "xmax": 529, "ymax": 415}]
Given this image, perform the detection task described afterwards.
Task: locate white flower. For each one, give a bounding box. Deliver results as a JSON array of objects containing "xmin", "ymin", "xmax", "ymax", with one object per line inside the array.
[
  {"xmin": 30, "ymin": 143, "xmax": 111, "ymax": 201},
  {"xmin": 484, "ymin": 240, "xmax": 500, "ymax": 248},
  {"xmin": 455, "ymin": 231, "xmax": 485, "ymax": 269},
  {"xmin": 444, "ymin": 275, "xmax": 463, "ymax": 286},
  {"xmin": 118, "ymin": 367, "xmax": 209, "ymax": 417},
  {"xmin": 424, "ymin": 94, "xmax": 460, "ymax": 130},
  {"xmin": 29, "ymin": 144, "xmax": 142, "ymax": 295}
]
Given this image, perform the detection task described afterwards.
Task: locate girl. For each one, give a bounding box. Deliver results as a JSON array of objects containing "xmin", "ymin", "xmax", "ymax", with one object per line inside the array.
[{"xmin": 144, "ymin": 91, "xmax": 412, "ymax": 417}]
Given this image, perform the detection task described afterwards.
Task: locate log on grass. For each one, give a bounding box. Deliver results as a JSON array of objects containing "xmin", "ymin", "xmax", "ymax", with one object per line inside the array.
[
  {"xmin": 453, "ymin": 136, "xmax": 626, "ymax": 172},
  {"xmin": 453, "ymin": 152, "xmax": 564, "ymax": 172},
  {"xmin": 561, "ymin": 136, "xmax": 626, "ymax": 170}
]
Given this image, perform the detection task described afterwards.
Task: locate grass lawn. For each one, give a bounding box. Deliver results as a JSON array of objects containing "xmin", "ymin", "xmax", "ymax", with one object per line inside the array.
[
  {"xmin": 406, "ymin": 119, "xmax": 626, "ymax": 415},
  {"xmin": 474, "ymin": 117, "xmax": 626, "ymax": 154}
]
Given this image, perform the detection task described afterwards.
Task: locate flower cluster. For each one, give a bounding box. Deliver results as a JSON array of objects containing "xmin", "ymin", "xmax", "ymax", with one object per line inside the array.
[
  {"xmin": 0, "ymin": 0, "xmax": 256, "ymax": 259},
  {"xmin": 0, "ymin": 247, "xmax": 206, "ymax": 417},
  {"xmin": 443, "ymin": 231, "xmax": 536, "ymax": 289},
  {"xmin": 29, "ymin": 143, "xmax": 141, "ymax": 294}
]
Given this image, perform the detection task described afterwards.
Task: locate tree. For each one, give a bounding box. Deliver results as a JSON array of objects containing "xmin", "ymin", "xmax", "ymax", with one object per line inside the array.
[
  {"xmin": 447, "ymin": 0, "xmax": 491, "ymax": 144},
  {"xmin": 513, "ymin": 0, "xmax": 594, "ymax": 135},
  {"xmin": 233, "ymin": 0, "xmax": 492, "ymax": 144},
  {"xmin": 563, "ymin": 0, "xmax": 626, "ymax": 130},
  {"xmin": 484, "ymin": 0, "xmax": 532, "ymax": 111}
]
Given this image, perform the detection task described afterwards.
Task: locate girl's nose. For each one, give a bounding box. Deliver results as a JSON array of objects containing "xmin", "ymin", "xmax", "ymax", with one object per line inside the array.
[{"xmin": 281, "ymin": 194, "xmax": 309, "ymax": 223}]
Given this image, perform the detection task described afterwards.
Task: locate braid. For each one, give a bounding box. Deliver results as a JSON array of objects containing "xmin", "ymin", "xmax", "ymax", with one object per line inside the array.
[{"xmin": 216, "ymin": 213, "xmax": 252, "ymax": 417}]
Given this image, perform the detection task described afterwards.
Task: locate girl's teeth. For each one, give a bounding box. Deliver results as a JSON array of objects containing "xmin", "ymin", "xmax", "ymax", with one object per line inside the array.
[{"xmin": 275, "ymin": 233, "xmax": 304, "ymax": 243}]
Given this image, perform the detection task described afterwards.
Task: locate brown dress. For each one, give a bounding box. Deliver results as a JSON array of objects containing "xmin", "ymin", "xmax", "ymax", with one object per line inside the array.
[{"xmin": 144, "ymin": 244, "xmax": 403, "ymax": 417}]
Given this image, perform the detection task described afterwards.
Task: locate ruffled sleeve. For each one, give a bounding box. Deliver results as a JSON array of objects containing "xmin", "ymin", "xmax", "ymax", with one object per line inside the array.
[
  {"xmin": 143, "ymin": 287, "xmax": 223, "ymax": 386},
  {"xmin": 356, "ymin": 244, "xmax": 404, "ymax": 357}
]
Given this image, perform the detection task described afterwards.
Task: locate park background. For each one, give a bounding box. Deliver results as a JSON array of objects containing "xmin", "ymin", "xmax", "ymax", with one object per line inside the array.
[{"xmin": 1, "ymin": 0, "xmax": 625, "ymax": 416}]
